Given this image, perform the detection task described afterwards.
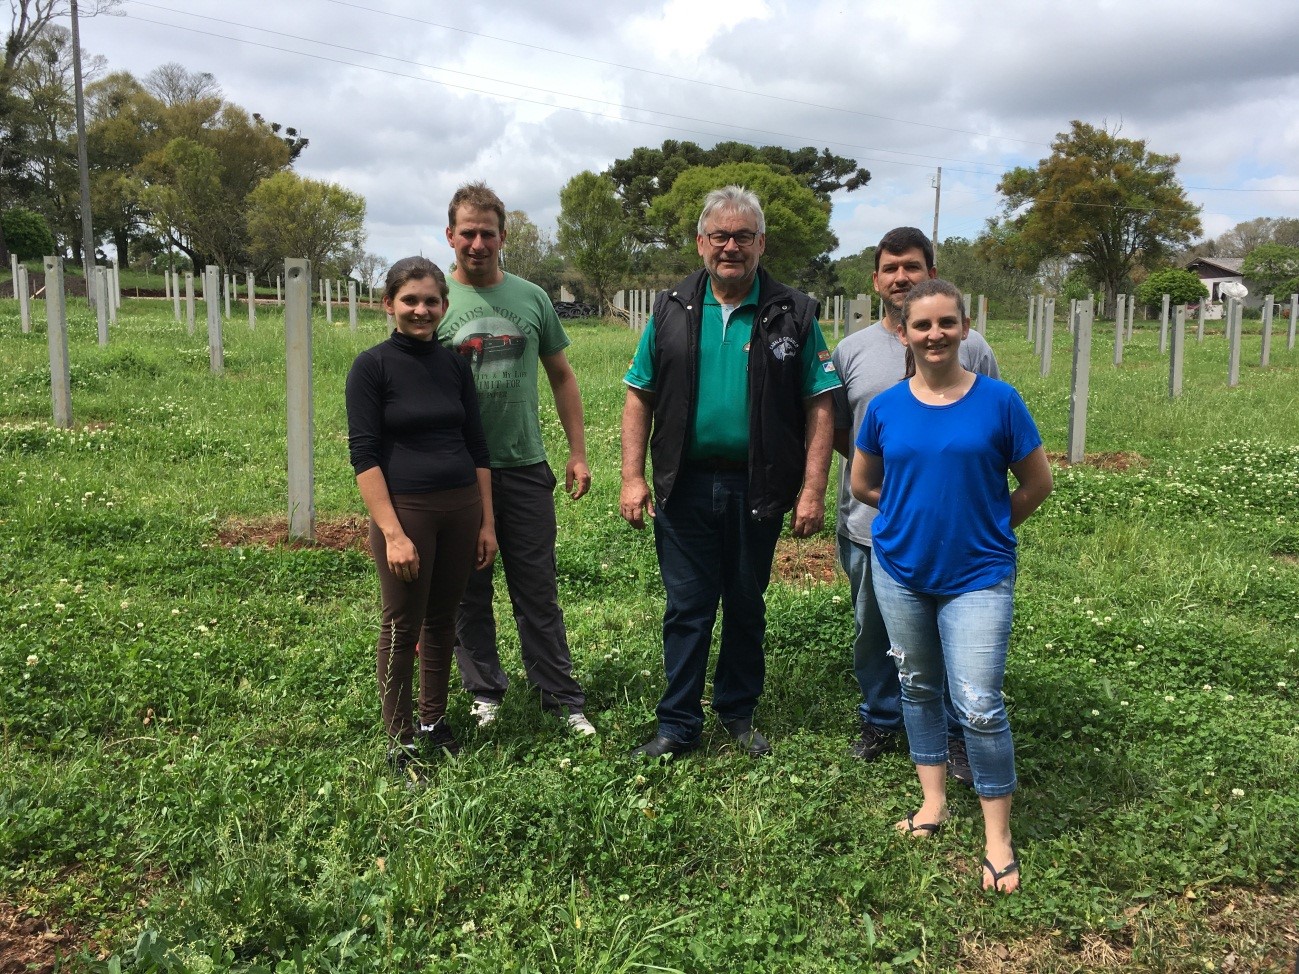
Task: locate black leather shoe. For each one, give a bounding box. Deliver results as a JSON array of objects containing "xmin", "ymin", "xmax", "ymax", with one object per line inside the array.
[
  {"xmin": 629, "ymin": 734, "xmax": 698, "ymax": 759},
  {"xmin": 849, "ymin": 721, "xmax": 898, "ymax": 762},
  {"xmin": 721, "ymin": 718, "xmax": 772, "ymax": 758}
]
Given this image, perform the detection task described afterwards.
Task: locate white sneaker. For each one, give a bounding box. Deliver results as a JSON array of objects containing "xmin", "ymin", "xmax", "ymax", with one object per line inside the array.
[
  {"xmin": 567, "ymin": 712, "xmax": 597, "ymax": 737},
  {"xmin": 470, "ymin": 698, "xmax": 500, "ymax": 727}
]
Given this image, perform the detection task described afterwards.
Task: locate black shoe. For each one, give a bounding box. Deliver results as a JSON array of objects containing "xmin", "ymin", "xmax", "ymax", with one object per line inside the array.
[
  {"xmin": 388, "ymin": 745, "xmax": 427, "ymax": 788},
  {"xmin": 849, "ymin": 721, "xmax": 898, "ymax": 761},
  {"xmin": 721, "ymin": 717, "xmax": 772, "ymax": 758},
  {"xmin": 416, "ymin": 720, "xmax": 461, "ymax": 757},
  {"xmin": 947, "ymin": 735, "xmax": 973, "ymax": 786},
  {"xmin": 629, "ymin": 733, "xmax": 698, "ymax": 759}
]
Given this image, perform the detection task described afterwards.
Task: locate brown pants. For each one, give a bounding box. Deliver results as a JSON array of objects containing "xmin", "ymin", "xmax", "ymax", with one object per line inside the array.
[{"xmin": 371, "ymin": 485, "xmax": 481, "ymax": 744}]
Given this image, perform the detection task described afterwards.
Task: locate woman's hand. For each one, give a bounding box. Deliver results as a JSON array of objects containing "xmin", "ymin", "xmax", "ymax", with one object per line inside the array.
[{"xmin": 385, "ymin": 531, "xmax": 420, "ymax": 582}]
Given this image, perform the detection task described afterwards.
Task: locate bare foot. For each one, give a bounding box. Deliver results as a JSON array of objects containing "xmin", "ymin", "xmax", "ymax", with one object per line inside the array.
[
  {"xmin": 895, "ymin": 806, "xmax": 949, "ymax": 838},
  {"xmin": 982, "ymin": 842, "xmax": 1020, "ymax": 893}
]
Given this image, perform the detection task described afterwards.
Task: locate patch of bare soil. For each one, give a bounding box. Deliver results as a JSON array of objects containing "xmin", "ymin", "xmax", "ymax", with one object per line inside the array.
[
  {"xmin": 0, "ymin": 902, "xmax": 74, "ymax": 974},
  {"xmin": 959, "ymin": 887, "xmax": 1298, "ymax": 972},
  {"xmin": 1046, "ymin": 450, "xmax": 1148, "ymax": 472},
  {"xmin": 773, "ymin": 535, "xmax": 839, "ymax": 584},
  {"xmin": 218, "ymin": 514, "xmax": 370, "ymax": 554}
]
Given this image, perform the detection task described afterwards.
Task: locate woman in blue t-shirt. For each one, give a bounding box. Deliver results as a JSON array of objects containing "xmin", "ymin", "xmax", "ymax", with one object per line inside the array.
[{"xmin": 851, "ymin": 278, "xmax": 1052, "ymax": 894}]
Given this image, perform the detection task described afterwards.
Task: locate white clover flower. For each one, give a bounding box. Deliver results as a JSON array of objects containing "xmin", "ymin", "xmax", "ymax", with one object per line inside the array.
[
  {"xmin": 1202, "ymin": 684, "xmax": 1213, "ymax": 691},
  {"xmin": 1073, "ymin": 596, "xmax": 1082, "ymax": 604},
  {"xmin": 1091, "ymin": 709, "xmax": 1100, "ymax": 717},
  {"xmin": 1231, "ymin": 788, "xmax": 1245, "ymax": 797},
  {"xmin": 120, "ymin": 600, "xmax": 130, "ymax": 609},
  {"xmin": 618, "ymin": 893, "xmax": 630, "ymax": 903},
  {"xmin": 54, "ymin": 603, "xmax": 66, "ymax": 612},
  {"xmin": 26, "ymin": 654, "xmax": 39, "ymax": 667},
  {"xmin": 172, "ymin": 608, "xmax": 181, "ymax": 616},
  {"xmin": 640, "ymin": 669, "xmax": 651, "ymax": 677},
  {"xmin": 1088, "ymin": 657, "xmax": 1097, "ymax": 664},
  {"xmin": 1136, "ymin": 644, "xmax": 1145, "ymax": 651},
  {"xmin": 831, "ymin": 595, "xmax": 842, "ymax": 603},
  {"xmin": 558, "ymin": 758, "xmax": 571, "ymax": 769},
  {"xmin": 1165, "ymin": 695, "xmax": 1176, "ymax": 702},
  {"xmin": 1278, "ymin": 681, "xmax": 1288, "ymax": 688}
]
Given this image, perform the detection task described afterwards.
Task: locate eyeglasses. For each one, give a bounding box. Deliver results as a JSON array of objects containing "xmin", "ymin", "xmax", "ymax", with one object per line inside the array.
[{"xmin": 703, "ymin": 230, "xmax": 759, "ymax": 247}]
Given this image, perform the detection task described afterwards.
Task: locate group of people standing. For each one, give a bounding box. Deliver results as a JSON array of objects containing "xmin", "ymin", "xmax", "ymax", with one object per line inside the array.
[{"xmin": 346, "ymin": 182, "xmax": 1053, "ymax": 894}]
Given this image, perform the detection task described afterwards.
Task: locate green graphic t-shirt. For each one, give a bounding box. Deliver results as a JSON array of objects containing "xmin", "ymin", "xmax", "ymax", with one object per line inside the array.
[{"xmin": 438, "ymin": 273, "xmax": 570, "ymax": 468}]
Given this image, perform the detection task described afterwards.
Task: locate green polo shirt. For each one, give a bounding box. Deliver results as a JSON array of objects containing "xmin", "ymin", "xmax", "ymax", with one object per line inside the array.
[{"xmin": 624, "ymin": 276, "xmax": 839, "ymax": 461}]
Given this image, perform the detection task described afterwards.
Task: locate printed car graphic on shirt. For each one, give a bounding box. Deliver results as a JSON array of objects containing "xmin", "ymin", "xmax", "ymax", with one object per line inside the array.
[{"xmin": 454, "ymin": 332, "xmax": 527, "ymax": 368}]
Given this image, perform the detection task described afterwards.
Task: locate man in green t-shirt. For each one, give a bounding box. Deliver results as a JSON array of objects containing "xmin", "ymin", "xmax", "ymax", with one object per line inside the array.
[
  {"xmin": 438, "ymin": 182, "xmax": 594, "ymax": 737},
  {"xmin": 620, "ymin": 185, "xmax": 840, "ymax": 759}
]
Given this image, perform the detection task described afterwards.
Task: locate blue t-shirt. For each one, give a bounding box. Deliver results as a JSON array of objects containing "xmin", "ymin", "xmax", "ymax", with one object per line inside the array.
[{"xmin": 857, "ymin": 375, "xmax": 1042, "ymax": 595}]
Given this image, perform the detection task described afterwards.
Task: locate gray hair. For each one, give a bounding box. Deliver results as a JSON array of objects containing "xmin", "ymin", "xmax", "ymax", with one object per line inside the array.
[{"xmin": 697, "ymin": 185, "xmax": 766, "ymax": 235}]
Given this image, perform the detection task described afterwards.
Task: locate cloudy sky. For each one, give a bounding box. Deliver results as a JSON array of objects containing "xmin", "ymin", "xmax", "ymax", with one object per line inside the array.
[{"xmin": 82, "ymin": 0, "xmax": 1299, "ymax": 269}]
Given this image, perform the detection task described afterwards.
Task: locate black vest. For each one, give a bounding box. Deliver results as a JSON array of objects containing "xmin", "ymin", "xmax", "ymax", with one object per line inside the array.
[{"xmin": 648, "ymin": 267, "xmax": 819, "ymax": 519}]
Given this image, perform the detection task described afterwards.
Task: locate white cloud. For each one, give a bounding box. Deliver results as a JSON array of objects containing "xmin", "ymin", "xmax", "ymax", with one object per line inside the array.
[{"xmin": 85, "ymin": 0, "xmax": 1299, "ymax": 267}]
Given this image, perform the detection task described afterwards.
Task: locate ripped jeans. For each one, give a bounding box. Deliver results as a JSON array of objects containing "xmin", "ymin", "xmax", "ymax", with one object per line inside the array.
[{"xmin": 870, "ymin": 550, "xmax": 1017, "ymax": 798}]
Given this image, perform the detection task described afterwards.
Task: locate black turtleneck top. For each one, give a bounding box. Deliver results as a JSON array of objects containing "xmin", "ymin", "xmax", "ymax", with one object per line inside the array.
[{"xmin": 346, "ymin": 330, "xmax": 490, "ymax": 494}]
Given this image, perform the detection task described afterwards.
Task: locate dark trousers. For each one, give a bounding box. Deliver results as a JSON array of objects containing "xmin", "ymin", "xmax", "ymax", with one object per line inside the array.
[
  {"xmin": 371, "ymin": 486, "xmax": 481, "ymax": 744},
  {"xmin": 651, "ymin": 468, "xmax": 783, "ymax": 743},
  {"xmin": 453, "ymin": 463, "xmax": 584, "ymax": 713}
]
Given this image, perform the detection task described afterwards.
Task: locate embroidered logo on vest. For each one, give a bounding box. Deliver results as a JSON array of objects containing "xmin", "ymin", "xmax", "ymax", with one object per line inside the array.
[{"xmin": 768, "ymin": 337, "xmax": 800, "ymax": 361}]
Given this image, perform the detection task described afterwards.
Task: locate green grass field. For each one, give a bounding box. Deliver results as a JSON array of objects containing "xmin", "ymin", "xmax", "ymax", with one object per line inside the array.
[{"xmin": 1, "ymin": 294, "xmax": 1296, "ymax": 972}]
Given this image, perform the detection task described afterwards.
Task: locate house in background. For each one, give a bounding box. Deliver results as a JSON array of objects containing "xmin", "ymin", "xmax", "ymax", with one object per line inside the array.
[{"xmin": 1184, "ymin": 256, "xmax": 1281, "ymax": 316}]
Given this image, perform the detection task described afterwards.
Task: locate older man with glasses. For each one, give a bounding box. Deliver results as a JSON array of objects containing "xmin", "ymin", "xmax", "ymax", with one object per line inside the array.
[{"xmin": 620, "ymin": 185, "xmax": 840, "ymax": 759}]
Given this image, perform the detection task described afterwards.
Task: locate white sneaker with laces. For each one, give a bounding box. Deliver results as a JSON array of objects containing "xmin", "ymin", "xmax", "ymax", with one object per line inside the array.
[
  {"xmin": 470, "ymin": 698, "xmax": 500, "ymax": 727},
  {"xmin": 567, "ymin": 712, "xmax": 597, "ymax": 736}
]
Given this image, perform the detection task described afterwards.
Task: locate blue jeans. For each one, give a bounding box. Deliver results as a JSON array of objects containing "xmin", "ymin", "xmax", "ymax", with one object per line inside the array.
[
  {"xmin": 838, "ymin": 535, "xmax": 965, "ymax": 738},
  {"xmin": 870, "ymin": 550, "xmax": 1017, "ymax": 798},
  {"xmin": 836, "ymin": 535, "xmax": 903, "ymax": 731},
  {"xmin": 652, "ymin": 468, "xmax": 784, "ymax": 743}
]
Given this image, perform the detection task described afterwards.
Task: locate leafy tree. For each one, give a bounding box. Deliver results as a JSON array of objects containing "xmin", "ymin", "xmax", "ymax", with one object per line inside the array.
[
  {"xmin": 985, "ymin": 121, "xmax": 1201, "ymax": 312},
  {"xmin": 503, "ymin": 209, "xmax": 561, "ymax": 294},
  {"xmin": 832, "ymin": 246, "xmax": 877, "ymax": 298},
  {"xmin": 647, "ymin": 162, "xmax": 833, "ymax": 283},
  {"xmin": 1241, "ymin": 243, "xmax": 1299, "ymax": 298},
  {"xmin": 133, "ymin": 103, "xmax": 294, "ymax": 270},
  {"xmin": 1, "ymin": 0, "xmax": 118, "ymax": 259},
  {"xmin": 246, "ymin": 170, "xmax": 365, "ymax": 275},
  {"xmin": 1135, "ymin": 268, "xmax": 1208, "ymax": 309},
  {"xmin": 1060, "ymin": 268, "xmax": 1094, "ymax": 302},
  {"xmin": 936, "ymin": 236, "xmax": 1035, "ymax": 313},
  {"xmin": 2, "ymin": 205, "xmax": 54, "ymax": 258},
  {"xmin": 556, "ymin": 171, "xmax": 634, "ymax": 314},
  {"xmin": 607, "ymin": 139, "xmax": 868, "ymax": 243}
]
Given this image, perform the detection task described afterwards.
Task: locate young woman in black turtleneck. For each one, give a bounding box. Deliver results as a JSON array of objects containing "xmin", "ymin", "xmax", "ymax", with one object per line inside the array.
[{"xmin": 346, "ymin": 257, "xmax": 496, "ymax": 779}]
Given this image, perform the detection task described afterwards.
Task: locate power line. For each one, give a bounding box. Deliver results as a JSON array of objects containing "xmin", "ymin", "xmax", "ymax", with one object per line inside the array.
[
  {"xmin": 115, "ymin": 7, "xmax": 1012, "ymax": 178},
  {"xmin": 317, "ymin": 0, "xmax": 1053, "ymax": 150},
  {"xmin": 123, "ymin": 1, "xmax": 1011, "ymax": 174}
]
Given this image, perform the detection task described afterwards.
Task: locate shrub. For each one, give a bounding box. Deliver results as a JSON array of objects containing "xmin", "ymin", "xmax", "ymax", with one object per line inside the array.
[
  {"xmin": 1136, "ymin": 267, "xmax": 1208, "ymax": 308},
  {"xmin": 2, "ymin": 207, "xmax": 57, "ymax": 261}
]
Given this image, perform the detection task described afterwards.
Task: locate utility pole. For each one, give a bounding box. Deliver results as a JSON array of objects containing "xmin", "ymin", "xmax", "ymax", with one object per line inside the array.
[
  {"xmin": 71, "ymin": 0, "xmax": 97, "ymax": 305},
  {"xmin": 931, "ymin": 167, "xmax": 942, "ymax": 265}
]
